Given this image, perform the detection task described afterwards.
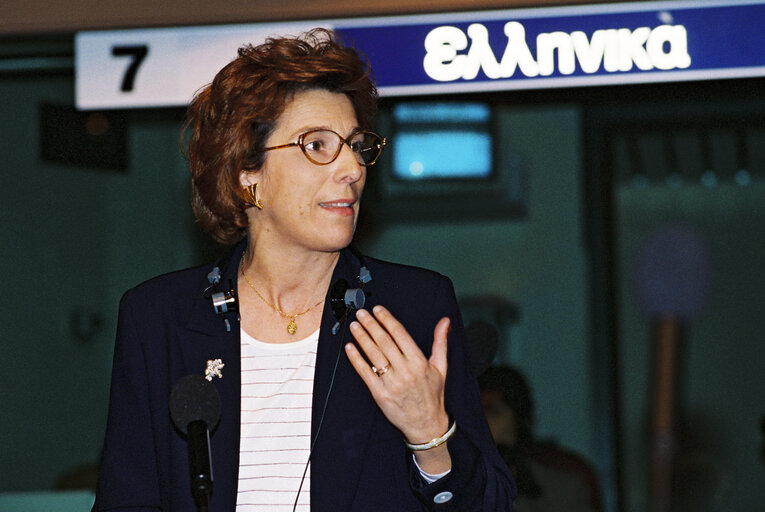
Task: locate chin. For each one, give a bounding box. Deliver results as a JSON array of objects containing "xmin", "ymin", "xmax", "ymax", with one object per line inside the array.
[{"xmin": 320, "ymin": 227, "xmax": 356, "ymax": 252}]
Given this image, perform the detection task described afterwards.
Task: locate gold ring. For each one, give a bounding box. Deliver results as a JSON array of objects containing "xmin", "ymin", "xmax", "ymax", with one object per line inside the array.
[{"xmin": 371, "ymin": 364, "xmax": 390, "ymax": 376}]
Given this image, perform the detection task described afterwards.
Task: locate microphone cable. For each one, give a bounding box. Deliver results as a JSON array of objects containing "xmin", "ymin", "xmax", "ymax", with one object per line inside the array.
[{"xmin": 292, "ymin": 311, "xmax": 352, "ymax": 512}]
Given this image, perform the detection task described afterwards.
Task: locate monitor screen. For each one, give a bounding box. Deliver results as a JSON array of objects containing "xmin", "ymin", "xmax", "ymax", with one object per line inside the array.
[
  {"xmin": 391, "ymin": 103, "xmax": 492, "ymax": 180},
  {"xmin": 369, "ymin": 98, "xmax": 525, "ymax": 222}
]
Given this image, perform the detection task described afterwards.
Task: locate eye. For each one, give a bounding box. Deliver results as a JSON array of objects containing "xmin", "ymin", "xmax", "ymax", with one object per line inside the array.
[
  {"xmin": 349, "ymin": 133, "xmax": 373, "ymax": 153},
  {"xmin": 304, "ymin": 139, "xmax": 326, "ymax": 153},
  {"xmin": 302, "ymin": 130, "xmax": 334, "ymax": 154}
]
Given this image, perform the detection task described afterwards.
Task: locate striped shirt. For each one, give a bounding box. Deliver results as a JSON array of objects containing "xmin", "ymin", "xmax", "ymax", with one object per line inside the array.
[{"xmin": 236, "ymin": 328, "xmax": 319, "ymax": 511}]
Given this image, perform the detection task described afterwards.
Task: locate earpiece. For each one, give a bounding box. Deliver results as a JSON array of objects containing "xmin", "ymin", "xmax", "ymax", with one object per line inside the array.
[
  {"xmin": 329, "ymin": 279, "xmax": 364, "ymax": 320},
  {"xmin": 329, "ymin": 252, "xmax": 372, "ymax": 335},
  {"xmin": 203, "ymin": 249, "xmax": 368, "ymax": 334},
  {"xmin": 204, "ymin": 266, "xmax": 239, "ymax": 332}
]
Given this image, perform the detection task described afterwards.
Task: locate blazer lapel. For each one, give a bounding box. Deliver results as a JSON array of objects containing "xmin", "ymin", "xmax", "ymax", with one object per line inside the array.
[
  {"xmin": 310, "ymin": 248, "xmax": 379, "ymax": 511},
  {"xmin": 176, "ymin": 242, "xmax": 245, "ymax": 512}
]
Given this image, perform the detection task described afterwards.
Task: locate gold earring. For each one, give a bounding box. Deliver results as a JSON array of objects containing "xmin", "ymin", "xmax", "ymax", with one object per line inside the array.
[{"xmin": 243, "ymin": 183, "xmax": 263, "ymax": 209}]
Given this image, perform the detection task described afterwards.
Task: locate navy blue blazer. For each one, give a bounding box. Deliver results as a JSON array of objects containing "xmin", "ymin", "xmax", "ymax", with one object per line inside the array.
[{"xmin": 93, "ymin": 242, "xmax": 515, "ymax": 511}]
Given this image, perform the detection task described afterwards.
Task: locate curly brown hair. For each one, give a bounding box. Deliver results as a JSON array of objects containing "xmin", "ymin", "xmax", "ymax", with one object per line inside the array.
[{"xmin": 182, "ymin": 28, "xmax": 378, "ymax": 245}]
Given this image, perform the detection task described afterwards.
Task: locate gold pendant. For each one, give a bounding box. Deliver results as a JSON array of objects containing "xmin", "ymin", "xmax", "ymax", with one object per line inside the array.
[{"xmin": 287, "ymin": 319, "xmax": 298, "ymax": 335}]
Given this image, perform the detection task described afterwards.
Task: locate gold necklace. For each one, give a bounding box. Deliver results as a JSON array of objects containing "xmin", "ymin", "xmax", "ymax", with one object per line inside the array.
[{"xmin": 241, "ymin": 268, "xmax": 325, "ymax": 335}]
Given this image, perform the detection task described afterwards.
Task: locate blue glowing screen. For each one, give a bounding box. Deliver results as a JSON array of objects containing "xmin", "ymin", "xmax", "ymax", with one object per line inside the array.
[{"xmin": 392, "ymin": 103, "xmax": 492, "ymax": 180}]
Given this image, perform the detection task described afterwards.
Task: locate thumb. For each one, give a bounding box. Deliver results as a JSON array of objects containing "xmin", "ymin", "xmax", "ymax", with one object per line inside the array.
[{"xmin": 429, "ymin": 316, "xmax": 450, "ymax": 376}]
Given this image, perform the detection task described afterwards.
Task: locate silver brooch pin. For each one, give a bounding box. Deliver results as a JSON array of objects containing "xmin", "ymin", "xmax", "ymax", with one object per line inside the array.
[{"xmin": 205, "ymin": 358, "xmax": 224, "ymax": 381}]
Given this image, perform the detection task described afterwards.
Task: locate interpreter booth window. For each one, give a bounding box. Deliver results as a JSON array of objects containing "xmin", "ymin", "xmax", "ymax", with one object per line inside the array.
[{"xmin": 371, "ymin": 100, "xmax": 525, "ymax": 222}]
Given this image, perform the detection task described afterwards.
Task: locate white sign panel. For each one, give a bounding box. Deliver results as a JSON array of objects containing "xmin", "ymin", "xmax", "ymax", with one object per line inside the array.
[{"xmin": 76, "ymin": 23, "xmax": 324, "ymax": 109}]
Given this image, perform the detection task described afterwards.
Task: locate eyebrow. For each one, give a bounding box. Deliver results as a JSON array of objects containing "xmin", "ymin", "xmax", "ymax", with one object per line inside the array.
[{"xmin": 287, "ymin": 126, "xmax": 363, "ymax": 141}]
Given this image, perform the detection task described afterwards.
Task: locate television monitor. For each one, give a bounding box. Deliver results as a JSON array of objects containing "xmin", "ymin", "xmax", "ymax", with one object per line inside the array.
[{"xmin": 369, "ymin": 100, "xmax": 526, "ymax": 222}]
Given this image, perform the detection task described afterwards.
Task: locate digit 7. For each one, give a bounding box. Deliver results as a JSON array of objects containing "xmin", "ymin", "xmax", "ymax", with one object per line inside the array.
[{"xmin": 111, "ymin": 45, "xmax": 149, "ymax": 92}]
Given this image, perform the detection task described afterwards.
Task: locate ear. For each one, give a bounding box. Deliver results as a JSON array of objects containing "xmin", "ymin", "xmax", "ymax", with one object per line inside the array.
[{"xmin": 239, "ymin": 170, "xmax": 255, "ymax": 188}]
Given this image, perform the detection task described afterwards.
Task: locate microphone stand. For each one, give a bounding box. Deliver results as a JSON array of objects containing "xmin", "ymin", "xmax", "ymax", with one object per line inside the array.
[{"xmin": 187, "ymin": 420, "xmax": 214, "ymax": 512}]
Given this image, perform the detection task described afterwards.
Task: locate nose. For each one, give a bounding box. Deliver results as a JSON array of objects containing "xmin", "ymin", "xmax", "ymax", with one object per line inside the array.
[{"xmin": 332, "ymin": 142, "xmax": 364, "ymax": 184}]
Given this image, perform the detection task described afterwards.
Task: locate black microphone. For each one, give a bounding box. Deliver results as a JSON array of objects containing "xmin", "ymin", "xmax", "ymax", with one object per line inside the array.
[{"xmin": 169, "ymin": 374, "xmax": 222, "ymax": 512}]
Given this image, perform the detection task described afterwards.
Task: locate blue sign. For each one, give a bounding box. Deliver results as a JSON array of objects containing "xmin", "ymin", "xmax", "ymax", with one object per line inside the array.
[
  {"xmin": 334, "ymin": 0, "xmax": 765, "ymax": 96},
  {"xmin": 75, "ymin": 0, "xmax": 765, "ymax": 109}
]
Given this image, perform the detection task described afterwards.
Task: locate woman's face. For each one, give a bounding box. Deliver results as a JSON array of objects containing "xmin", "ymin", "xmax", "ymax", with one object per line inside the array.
[{"xmin": 241, "ymin": 89, "xmax": 366, "ymax": 253}]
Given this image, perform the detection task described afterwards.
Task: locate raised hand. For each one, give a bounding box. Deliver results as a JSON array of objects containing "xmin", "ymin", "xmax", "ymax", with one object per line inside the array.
[{"xmin": 345, "ymin": 305, "xmax": 452, "ymax": 474}]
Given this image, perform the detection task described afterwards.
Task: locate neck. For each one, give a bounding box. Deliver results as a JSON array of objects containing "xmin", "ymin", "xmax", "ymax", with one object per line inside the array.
[{"xmin": 240, "ymin": 239, "xmax": 341, "ymax": 311}]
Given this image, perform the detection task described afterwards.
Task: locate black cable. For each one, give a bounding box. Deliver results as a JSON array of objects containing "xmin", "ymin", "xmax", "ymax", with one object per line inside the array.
[{"xmin": 292, "ymin": 313, "xmax": 351, "ymax": 512}]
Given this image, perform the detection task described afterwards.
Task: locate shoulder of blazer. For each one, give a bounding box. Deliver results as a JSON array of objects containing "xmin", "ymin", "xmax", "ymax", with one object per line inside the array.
[
  {"xmin": 361, "ymin": 255, "xmax": 454, "ymax": 303},
  {"xmin": 362, "ymin": 254, "xmax": 451, "ymax": 285},
  {"xmin": 121, "ymin": 264, "xmax": 212, "ymax": 311},
  {"xmin": 119, "ymin": 241, "xmax": 243, "ymax": 329}
]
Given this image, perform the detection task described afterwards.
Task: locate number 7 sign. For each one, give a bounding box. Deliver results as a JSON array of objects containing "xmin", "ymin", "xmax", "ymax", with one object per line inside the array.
[
  {"xmin": 75, "ymin": 23, "xmax": 318, "ymax": 110},
  {"xmin": 111, "ymin": 45, "xmax": 149, "ymax": 92}
]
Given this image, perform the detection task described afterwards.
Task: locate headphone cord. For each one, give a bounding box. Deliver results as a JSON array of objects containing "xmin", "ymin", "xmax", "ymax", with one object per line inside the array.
[{"xmin": 292, "ymin": 311, "xmax": 350, "ymax": 512}]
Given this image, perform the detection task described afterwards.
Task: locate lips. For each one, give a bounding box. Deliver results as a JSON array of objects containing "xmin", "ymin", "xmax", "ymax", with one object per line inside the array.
[
  {"xmin": 319, "ymin": 199, "xmax": 357, "ymax": 217},
  {"xmin": 319, "ymin": 201, "xmax": 354, "ymax": 208}
]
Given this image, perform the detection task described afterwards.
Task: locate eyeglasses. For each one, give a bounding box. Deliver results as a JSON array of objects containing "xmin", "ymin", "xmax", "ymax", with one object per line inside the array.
[{"xmin": 264, "ymin": 128, "xmax": 387, "ymax": 166}]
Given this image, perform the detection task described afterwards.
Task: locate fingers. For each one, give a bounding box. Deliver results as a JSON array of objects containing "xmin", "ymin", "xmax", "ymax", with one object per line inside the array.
[
  {"xmin": 350, "ymin": 307, "xmax": 407, "ymax": 368},
  {"xmin": 345, "ymin": 307, "xmax": 451, "ymax": 443},
  {"xmin": 344, "ymin": 342, "xmax": 385, "ymax": 394},
  {"xmin": 350, "ymin": 306, "xmax": 452, "ymax": 369},
  {"xmin": 357, "ymin": 306, "xmax": 428, "ymax": 357},
  {"xmin": 429, "ymin": 316, "xmax": 450, "ymax": 377}
]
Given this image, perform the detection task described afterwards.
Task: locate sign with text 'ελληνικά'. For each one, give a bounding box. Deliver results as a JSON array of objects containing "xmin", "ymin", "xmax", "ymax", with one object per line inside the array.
[{"xmin": 75, "ymin": 0, "xmax": 765, "ymax": 110}]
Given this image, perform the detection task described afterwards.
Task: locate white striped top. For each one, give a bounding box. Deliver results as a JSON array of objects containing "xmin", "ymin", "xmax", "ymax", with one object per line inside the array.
[{"xmin": 236, "ymin": 328, "xmax": 319, "ymax": 512}]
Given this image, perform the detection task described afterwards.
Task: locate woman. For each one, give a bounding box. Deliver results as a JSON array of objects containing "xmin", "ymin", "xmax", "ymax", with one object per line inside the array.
[{"xmin": 93, "ymin": 29, "xmax": 515, "ymax": 511}]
